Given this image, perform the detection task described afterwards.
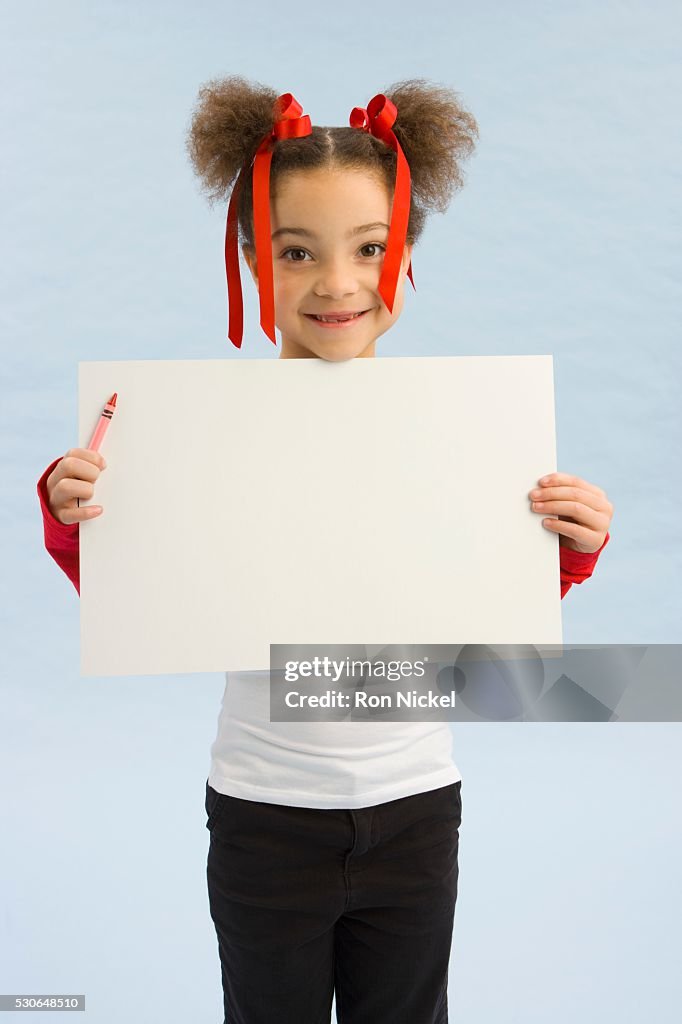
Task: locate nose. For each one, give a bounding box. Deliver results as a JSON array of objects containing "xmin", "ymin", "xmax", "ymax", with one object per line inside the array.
[{"xmin": 313, "ymin": 258, "xmax": 361, "ymax": 300}]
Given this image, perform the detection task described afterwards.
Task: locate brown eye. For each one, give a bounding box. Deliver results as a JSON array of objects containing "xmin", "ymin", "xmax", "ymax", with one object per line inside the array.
[
  {"xmin": 360, "ymin": 243, "xmax": 386, "ymax": 258},
  {"xmin": 281, "ymin": 248, "xmax": 309, "ymax": 261}
]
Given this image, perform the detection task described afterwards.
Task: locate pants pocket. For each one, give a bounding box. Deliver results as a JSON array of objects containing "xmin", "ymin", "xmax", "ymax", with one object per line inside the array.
[
  {"xmin": 443, "ymin": 780, "xmax": 462, "ymax": 824},
  {"xmin": 205, "ymin": 779, "xmax": 227, "ymax": 832}
]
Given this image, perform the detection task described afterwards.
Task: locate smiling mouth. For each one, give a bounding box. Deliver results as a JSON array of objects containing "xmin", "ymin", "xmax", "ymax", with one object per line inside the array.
[{"xmin": 303, "ymin": 309, "xmax": 372, "ymax": 326}]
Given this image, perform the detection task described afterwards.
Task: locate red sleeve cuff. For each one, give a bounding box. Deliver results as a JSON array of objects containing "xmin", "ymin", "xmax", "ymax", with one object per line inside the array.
[
  {"xmin": 37, "ymin": 457, "xmax": 80, "ymax": 594},
  {"xmin": 560, "ymin": 530, "xmax": 611, "ymax": 570},
  {"xmin": 559, "ymin": 530, "xmax": 610, "ymax": 599}
]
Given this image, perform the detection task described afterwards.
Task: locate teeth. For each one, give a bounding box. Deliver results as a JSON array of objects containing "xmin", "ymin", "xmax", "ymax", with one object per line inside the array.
[{"xmin": 313, "ymin": 312, "xmax": 363, "ymax": 322}]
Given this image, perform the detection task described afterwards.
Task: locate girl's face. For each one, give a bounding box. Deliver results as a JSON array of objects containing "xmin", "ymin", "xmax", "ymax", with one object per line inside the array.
[{"xmin": 243, "ymin": 167, "xmax": 414, "ymax": 360}]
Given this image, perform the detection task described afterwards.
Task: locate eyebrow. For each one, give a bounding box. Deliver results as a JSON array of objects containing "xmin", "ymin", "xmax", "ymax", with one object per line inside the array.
[{"xmin": 271, "ymin": 221, "xmax": 390, "ymax": 241}]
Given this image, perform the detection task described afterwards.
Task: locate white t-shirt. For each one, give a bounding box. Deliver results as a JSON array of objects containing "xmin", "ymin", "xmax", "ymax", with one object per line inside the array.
[{"xmin": 207, "ymin": 670, "xmax": 462, "ymax": 809}]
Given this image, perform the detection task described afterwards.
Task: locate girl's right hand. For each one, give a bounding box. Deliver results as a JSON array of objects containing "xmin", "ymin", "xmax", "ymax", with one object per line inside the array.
[{"xmin": 46, "ymin": 448, "xmax": 107, "ymax": 525}]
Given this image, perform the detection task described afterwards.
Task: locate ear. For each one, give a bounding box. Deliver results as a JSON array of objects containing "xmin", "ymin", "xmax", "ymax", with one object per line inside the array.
[
  {"xmin": 402, "ymin": 242, "xmax": 414, "ymax": 274},
  {"xmin": 242, "ymin": 244, "xmax": 258, "ymax": 288}
]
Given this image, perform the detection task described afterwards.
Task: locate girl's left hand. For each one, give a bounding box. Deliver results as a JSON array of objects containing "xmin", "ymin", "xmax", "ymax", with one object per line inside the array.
[{"xmin": 528, "ymin": 472, "xmax": 613, "ymax": 554}]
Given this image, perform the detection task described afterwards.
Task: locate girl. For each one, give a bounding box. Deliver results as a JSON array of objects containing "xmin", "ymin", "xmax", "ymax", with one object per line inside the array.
[{"xmin": 37, "ymin": 76, "xmax": 612, "ymax": 1024}]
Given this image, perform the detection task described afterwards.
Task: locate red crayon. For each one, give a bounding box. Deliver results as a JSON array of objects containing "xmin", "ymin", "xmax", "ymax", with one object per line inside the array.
[{"xmin": 87, "ymin": 393, "xmax": 118, "ymax": 453}]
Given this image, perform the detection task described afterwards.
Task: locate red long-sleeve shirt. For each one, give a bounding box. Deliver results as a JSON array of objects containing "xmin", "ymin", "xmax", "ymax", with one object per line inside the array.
[{"xmin": 36, "ymin": 457, "xmax": 611, "ymax": 599}]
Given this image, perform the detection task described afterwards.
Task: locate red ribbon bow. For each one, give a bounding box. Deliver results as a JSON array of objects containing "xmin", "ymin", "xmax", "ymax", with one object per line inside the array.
[
  {"xmin": 225, "ymin": 93, "xmax": 312, "ymax": 348},
  {"xmin": 224, "ymin": 91, "xmax": 414, "ymax": 349},
  {"xmin": 348, "ymin": 94, "xmax": 416, "ymax": 314}
]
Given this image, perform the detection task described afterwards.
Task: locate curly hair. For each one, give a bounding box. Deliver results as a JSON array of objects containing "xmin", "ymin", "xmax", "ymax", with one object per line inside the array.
[{"xmin": 185, "ymin": 74, "xmax": 479, "ymax": 253}]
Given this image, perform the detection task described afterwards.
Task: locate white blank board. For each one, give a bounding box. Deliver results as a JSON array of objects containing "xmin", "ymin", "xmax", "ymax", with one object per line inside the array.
[{"xmin": 79, "ymin": 355, "xmax": 562, "ymax": 677}]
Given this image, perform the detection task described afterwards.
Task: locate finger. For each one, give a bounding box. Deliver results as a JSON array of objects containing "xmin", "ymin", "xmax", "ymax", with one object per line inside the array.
[
  {"xmin": 60, "ymin": 505, "xmax": 103, "ymax": 525},
  {"xmin": 531, "ymin": 499, "xmax": 609, "ymax": 532},
  {"xmin": 59, "ymin": 455, "xmax": 105, "ymax": 485},
  {"xmin": 537, "ymin": 473, "xmax": 605, "ymax": 498},
  {"xmin": 540, "ymin": 517, "xmax": 601, "ymax": 549},
  {"xmin": 54, "ymin": 477, "xmax": 99, "ymax": 507},
  {"xmin": 529, "ymin": 485, "xmax": 611, "ymax": 513},
  {"xmin": 64, "ymin": 447, "xmax": 107, "ymax": 471}
]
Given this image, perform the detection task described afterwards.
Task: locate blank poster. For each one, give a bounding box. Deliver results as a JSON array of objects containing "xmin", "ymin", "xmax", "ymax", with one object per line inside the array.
[{"xmin": 78, "ymin": 355, "xmax": 562, "ymax": 676}]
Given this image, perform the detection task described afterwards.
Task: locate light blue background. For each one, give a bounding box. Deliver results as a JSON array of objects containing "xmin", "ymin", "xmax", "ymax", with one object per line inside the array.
[{"xmin": 2, "ymin": 0, "xmax": 680, "ymax": 1021}]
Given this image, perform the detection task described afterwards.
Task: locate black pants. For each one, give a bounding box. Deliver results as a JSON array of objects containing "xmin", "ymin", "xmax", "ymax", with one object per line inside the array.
[{"xmin": 205, "ymin": 778, "xmax": 462, "ymax": 1024}]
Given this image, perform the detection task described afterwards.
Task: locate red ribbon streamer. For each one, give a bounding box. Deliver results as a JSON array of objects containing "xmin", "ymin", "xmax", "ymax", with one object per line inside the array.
[
  {"xmin": 349, "ymin": 94, "xmax": 416, "ymax": 313},
  {"xmin": 225, "ymin": 91, "xmax": 414, "ymax": 349},
  {"xmin": 225, "ymin": 93, "xmax": 312, "ymax": 348}
]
